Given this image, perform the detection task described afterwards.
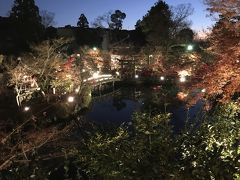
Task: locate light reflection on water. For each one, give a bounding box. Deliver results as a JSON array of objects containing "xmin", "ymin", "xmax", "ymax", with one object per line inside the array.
[
  {"xmin": 85, "ymin": 87, "xmax": 204, "ymax": 130},
  {"xmin": 86, "ymin": 97, "xmax": 141, "ymax": 124}
]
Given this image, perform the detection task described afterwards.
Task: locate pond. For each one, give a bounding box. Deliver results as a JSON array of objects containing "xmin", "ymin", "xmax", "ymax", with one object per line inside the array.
[
  {"xmin": 0, "ymin": 84, "xmax": 205, "ymax": 178},
  {"xmin": 86, "ymin": 85, "xmax": 204, "ymax": 131},
  {"xmin": 0, "ymin": 84, "xmax": 203, "ymax": 131}
]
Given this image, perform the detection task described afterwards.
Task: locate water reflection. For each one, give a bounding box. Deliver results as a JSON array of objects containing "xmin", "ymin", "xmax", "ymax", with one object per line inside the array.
[
  {"xmin": 86, "ymin": 90, "xmax": 141, "ymax": 125},
  {"xmin": 0, "ymin": 85, "xmax": 203, "ymax": 130},
  {"xmin": 85, "ymin": 86, "xmax": 202, "ymax": 130}
]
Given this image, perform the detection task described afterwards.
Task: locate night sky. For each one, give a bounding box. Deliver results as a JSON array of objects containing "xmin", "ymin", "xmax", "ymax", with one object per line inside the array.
[{"xmin": 0, "ymin": 0, "xmax": 213, "ymax": 32}]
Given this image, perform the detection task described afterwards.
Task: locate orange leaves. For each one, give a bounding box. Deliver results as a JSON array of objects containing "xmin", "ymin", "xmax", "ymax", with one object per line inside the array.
[
  {"xmin": 192, "ymin": 56, "xmax": 240, "ymax": 102},
  {"xmin": 189, "ymin": 1, "xmax": 240, "ymax": 102}
]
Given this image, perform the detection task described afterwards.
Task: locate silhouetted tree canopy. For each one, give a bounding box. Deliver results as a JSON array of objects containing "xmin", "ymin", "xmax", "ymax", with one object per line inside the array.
[
  {"xmin": 176, "ymin": 28, "xmax": 194, "ymax": 43},
  {"xmin": 170, "ymin": 3, "xmax": 193, "ymax": 37},
  {"xmin": 92, "ymin": 11, "xmax": 112, "ymax": 28},
  {"xmin": 77, "ymin": 13, "xmax": 89, "ymax": 28},
  {"xmin": 9, "ymin": 0, "xmax": 44, "ymax": 48},
  {"xmin": 45, "ymin": 26, "xmax": 57, "ymax": 39},
  {"xmin": 40, "ymin": 10, "xmax": 56, "ymax": 28},
  {"xmin": 135, "ymin": 20, "xmax": 142, "ymax": 30},
  {"xmin": 137, "ymin": 0, "xmax": 172, "ymax": 46},
  {"xmin": 110, "ymin": 10, "xmax": 126, "ymax": 30},
  {"xmin": 136, "ymin": 1, "xmax": 193, "ymax": 47}
]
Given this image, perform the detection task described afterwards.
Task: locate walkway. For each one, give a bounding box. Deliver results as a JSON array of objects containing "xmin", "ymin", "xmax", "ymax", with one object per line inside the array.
[{"xmin": 83, "ymin": 74, "xmax": 120, "ymax": 87}]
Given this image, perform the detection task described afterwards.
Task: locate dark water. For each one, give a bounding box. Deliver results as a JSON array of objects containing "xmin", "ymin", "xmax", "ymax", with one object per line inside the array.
[
  {"xmin": 0, "ymin": 85, "xmax": 203, "ymax": 131},
  {"xmin": 86, "ymin": 86, "xmax": 203, "ymax": 130}
]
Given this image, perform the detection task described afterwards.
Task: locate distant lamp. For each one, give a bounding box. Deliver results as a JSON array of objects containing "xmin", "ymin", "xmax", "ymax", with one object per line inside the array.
[
  {"xmin": 75, "ymin": 88, "xmax": 80, "ymax": 93},
  {"xmin": 201, "ymin": 88, "xmax": 206, "ymax": 93},
  {"xmin": 116, "ymin": 71, "xmax": 120, "ymax": 76},
  {"xmin": 77, "ymin": 54, "xmax": 80, "ymax": 57},
  {"xmin": 24, "ymin": 106, "xmax": 30, "ymax": 112},
  {"xmin": 82, "ymin": 69, "xmax": 86, "ymax": 72},
  {"xmin": 179, "ymin": 76, "xmax": 186, "ymax": 82},
  {"xmin": 67, "ymin": 96, "xmax": 74, "ymax": 103},
  {"xmin": 93, "ymin": 47, "xmax": 97, "ymax": 51},
  {"xmin": 135, "ymin": 74, "xmax": 139, "ymax": 79},
  {"xmin": 187, "ymin": 44, "xmax": 193, "ymax": 51},
  {"xmin": 160, "ymin": 76, "xmax": 165, "ymax": 81},
  {"xmin": 93, "ymin": 71, "xmax": 99, "ymax": 79}
]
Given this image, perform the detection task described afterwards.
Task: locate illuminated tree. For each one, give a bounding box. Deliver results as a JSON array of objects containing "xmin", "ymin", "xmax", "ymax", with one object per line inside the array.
[
  {"xmin": 191, "ymin": 0, "xmax": 240, "ymax": 102},
  {"xmin": 7, "ymin": 38, "xmax": 82, "ymax": 106}
]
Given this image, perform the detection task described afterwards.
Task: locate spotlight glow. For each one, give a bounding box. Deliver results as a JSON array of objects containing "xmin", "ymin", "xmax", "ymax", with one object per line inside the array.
[
  {"xmin": 68, "ymin": 96, "xmax": 74, "ymax": 102},
  {"xmin": 93, "ymin": 72, "xmax": 99, "ymax": 79},
  {"xmin": 160, "ymin": 76, "xmax": 165, "ymax": 81},
  {"xmin": 201, "ymin": 88, "xmax": 206, "ymax": 93},
  {"xmin": 178, "ymin": 70, "xmax": 191, "ymax": 77},
  {"xmin": 187, "ymin": 45, "xmax": 193, "ymax": 51},
  {"xmin": 135, "ymin": 74, "xmax": 139, "ymax": 79},
  {"xmin": 24, "ymin": 106, "xmax": 30, "ymax": 112},
  {"xmin": 75, "ymin": 88, "xmax": 80, "ymax": 93},
  {"xmin": 179, "ymin": 76, "xmax": 186, "ymax": 82}
]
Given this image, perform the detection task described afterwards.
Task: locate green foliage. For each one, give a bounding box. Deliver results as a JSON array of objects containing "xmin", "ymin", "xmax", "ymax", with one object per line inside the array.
[
  {"xmin": 66, "ymin": 113, "xmax": 178, "ymax": 179},
  {"xmin": 1, "ymin": 163, "xmax": 51, "ymax": 179},
  {"xmin": 178, "ymin": 102, "xmax": 240, "ymax": 179},
  {"xmin": 1, "ymin": 102, "xmax": 239, "ymax": 179},
  {"xmin": 65, "ymin": 103, "xmax": 240, "ymax": 179},
  {"xmin": 79, "ymin": 86, "xmax": 92, "ymax": 108}
]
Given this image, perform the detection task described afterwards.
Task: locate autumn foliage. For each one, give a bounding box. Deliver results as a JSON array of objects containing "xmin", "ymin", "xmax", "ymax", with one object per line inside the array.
[{"xmin": 192, "ymin": 0, "xmax": 240, "ymax": 102}]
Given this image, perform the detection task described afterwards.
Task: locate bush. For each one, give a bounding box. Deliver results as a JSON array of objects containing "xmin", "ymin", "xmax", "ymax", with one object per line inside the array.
[{"xmin": 1, "ymin": 103, "xmax": 239, "ymax": 179}]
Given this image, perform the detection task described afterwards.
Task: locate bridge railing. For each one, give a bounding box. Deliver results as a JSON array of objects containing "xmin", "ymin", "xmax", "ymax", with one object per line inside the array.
[{"xmin": 83, "ymin": 74, "xmax": 119, "ymax": 85}]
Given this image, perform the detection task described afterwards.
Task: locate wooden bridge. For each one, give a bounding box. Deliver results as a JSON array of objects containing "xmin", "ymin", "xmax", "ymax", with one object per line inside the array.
[{"xmin": 83, "ymin": 74, "xmax": 121, "ymax": 90}]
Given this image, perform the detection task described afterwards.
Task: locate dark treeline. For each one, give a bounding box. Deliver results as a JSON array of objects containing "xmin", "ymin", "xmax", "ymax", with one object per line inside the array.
[{"xmin": 0, "ymin": 0, "xmax": 195, "ymax": 55}]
